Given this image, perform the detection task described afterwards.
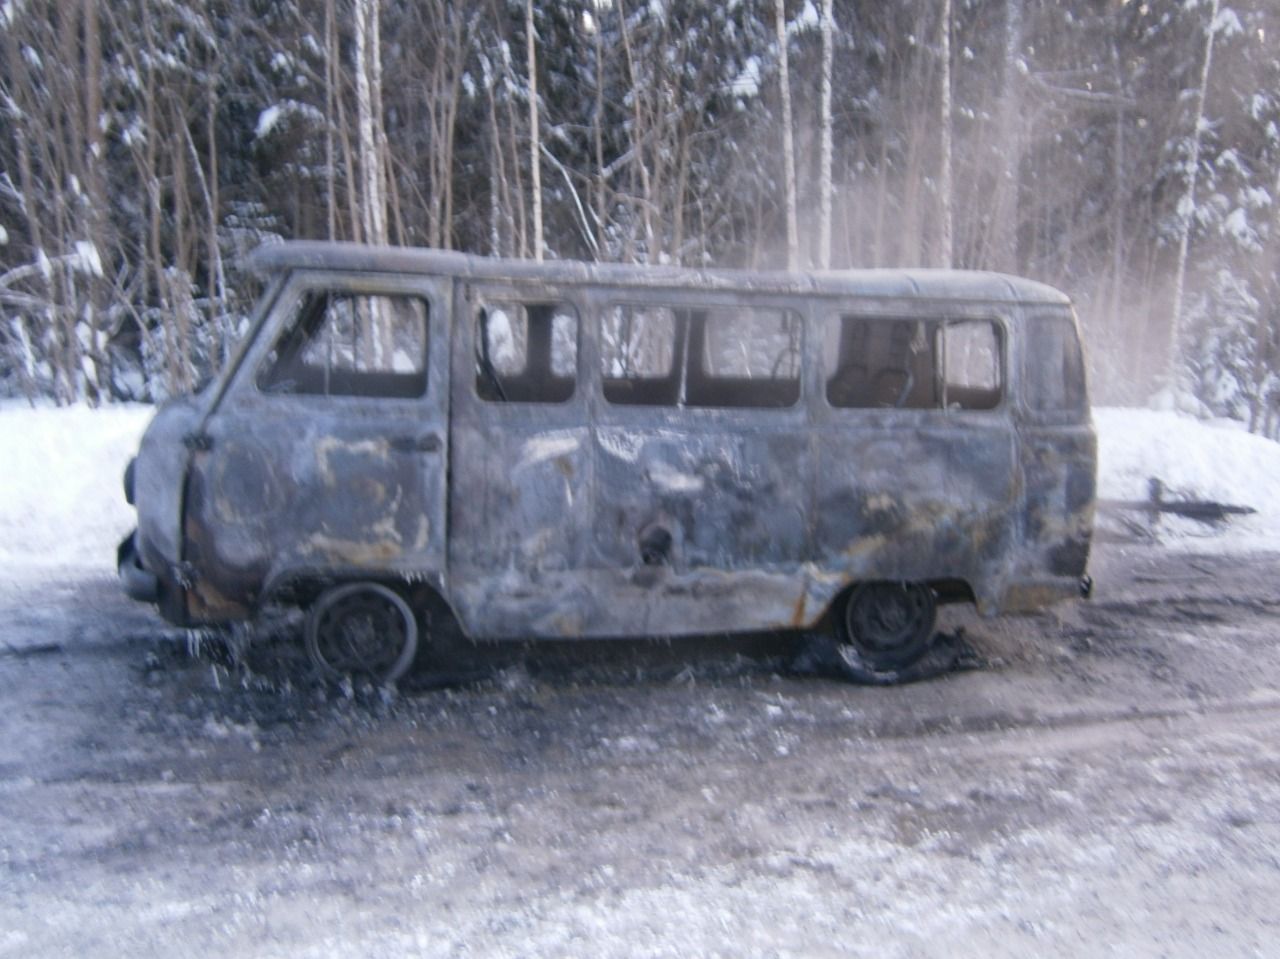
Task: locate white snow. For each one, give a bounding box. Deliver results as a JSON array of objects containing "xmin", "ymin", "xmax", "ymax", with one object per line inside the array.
[
  {"xmin": 1, "ymin": 405, "xmax": 1279, "ymax": 580},
  {"xmin": 1212, "ymin": 6, "xmax": 1243, "ymax": 38},
  {"xmin": 791, "ymin": 0, "xmax": 819, "ymax": 33},
  {"xmin": 254, "ymin": 100, "xmax": 325, "ymax": 140},
  {"xmin": 72, "ymin": 240, "xmax": 104, "ymax": 278},
  {"xmin": 1095, "ymin": 407, "xmax": 1280, "ymax": 551},
  {"xmin": 730, "ymin": 56, "xmax": 761, "ymax": 98},
  {"xmin": 0, "ymin": 404, "xmax": 151, "ymax": 572},
  {"xmin": 255, "ymin": 105, "xmax": 283, "ymax": 140},
  {"xmin": 1223, "ymin": 207, "xmax": 1258, "ymax": 247}
]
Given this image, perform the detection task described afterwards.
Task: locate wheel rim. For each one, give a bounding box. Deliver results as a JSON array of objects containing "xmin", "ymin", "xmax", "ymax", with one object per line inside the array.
[
  {"xmin": 305, "ymin": 583, "xmax": 418, "ymax": 684},
  {"xmin": 841, "ymin": 581, "xmax": 936, "ymax": 671}
]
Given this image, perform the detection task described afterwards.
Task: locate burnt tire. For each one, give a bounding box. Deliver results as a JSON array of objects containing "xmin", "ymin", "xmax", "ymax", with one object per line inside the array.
[
  {"xmin": 837, "ymin": 581, "xmax": 937, "ymax": 673},
  {"xmin": 305, "ymin": 582, "xmax": 419, "ymax": 685}
]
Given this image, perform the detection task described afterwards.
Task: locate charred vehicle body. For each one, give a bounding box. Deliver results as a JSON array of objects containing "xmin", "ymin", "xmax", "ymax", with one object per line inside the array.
[{"xmin": 119, "ymin": 241, "xmax": 1095, "ymax": 682}]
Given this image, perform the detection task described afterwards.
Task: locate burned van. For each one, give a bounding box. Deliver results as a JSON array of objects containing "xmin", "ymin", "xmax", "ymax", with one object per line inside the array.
[{"xmin": 119, "ymin": 241, "xmax": 1095, "ymax": 682}]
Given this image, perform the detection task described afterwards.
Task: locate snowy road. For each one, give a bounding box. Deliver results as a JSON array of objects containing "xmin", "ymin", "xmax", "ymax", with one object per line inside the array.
[{"xmin": 3, "ymin": 542, "xmax": 1280, "ymax": 957}]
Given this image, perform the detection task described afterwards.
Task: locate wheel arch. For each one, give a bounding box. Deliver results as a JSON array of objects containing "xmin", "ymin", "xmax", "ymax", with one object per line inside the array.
[{"xmin": 261, "ymin": 565, "xmax": 462, "ymax": 629}]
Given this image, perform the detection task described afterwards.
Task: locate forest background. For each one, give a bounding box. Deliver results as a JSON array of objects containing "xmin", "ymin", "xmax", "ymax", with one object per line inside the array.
[{"xmin": 1, "ymin": 0, "xmax": 1277, "ymax": 433}]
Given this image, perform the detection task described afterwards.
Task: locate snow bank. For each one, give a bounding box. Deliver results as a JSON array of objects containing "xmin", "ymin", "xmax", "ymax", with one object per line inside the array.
[
  {"xmin": 1095, "ymin": 407, "xmax": 1280, "ymax": 551},
  {"xmin": 0, "ymin": 404, "xmax": 1276, "ymax": 577},
  {"xmin": 0, "ymin": 404, "xmax": 151, "ymax": 571}
]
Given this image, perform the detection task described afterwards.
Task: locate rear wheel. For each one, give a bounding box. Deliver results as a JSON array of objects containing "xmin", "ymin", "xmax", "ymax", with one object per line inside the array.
[
  {"xmin": 838, "ymin": 581, "xmax": 937, "ymax": 672},
  {"xmin": 305, "ymin": 582, "xmax": 419, "ymax": 684}
]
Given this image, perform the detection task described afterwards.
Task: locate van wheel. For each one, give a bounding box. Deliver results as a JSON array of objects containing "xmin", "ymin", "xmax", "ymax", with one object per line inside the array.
[
  {"xmin": 305, "ymin": 582, "xmax": 419, "ymax": 685},
  {"xmin": 838, "ymin": 581, "xmax": 937, "ymax": 672}
]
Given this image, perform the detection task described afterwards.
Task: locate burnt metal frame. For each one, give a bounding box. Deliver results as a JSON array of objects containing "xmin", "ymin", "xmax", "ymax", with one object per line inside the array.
[{"xmin": 126, "ymin": 242, "xmax": 1093, "ymax": 637}]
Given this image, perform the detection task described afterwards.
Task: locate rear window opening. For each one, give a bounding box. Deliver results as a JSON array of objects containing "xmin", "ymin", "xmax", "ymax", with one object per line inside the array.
[{"xmin": 1025, "ymin": 314, "xmax": 1087, "ymax": 415}]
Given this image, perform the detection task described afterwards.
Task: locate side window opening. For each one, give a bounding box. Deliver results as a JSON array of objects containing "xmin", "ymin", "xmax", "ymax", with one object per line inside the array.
[
  {"xmin": 825, "ymin": 317, "xmax": 938, "ymax": 409},
  {"xmin": 475, "ymin": 300, "xmax": 578, "ymax": 404},
  {"xmin": 601, "ymin": 305, "xmax": 681, "ymax": 406},
  {"xmin": 1025, "ymin": 314, "xmax": 1086, "ymax": 414},
  {"xmin": 825, "ymin": 315, "xmax": 1002, "ymax": 410},
  {"xmin": 941, "ymin": 320, "xmax": 1001, "ymax": 410},
  {"xmin": 686, "ymin": 307, "xmax": 801, "ymax": 408},
  {"xmin": 601, "ymin": 303, "xmax": 802, "ymax": 409},
  {"xmin": 258, "ymin": 291, "xmax": 428, "ymax": 398}
]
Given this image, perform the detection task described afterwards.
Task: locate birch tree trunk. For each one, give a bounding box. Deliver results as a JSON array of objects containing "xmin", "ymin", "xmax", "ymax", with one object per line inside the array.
[
  {"xmin": 592, "ymin": 12, "xmax": 608, "ymax": 258},
  {"xmin": 938, "ymin": 0, "xmax": 953, "ymax": 269},
  {"xmin": 617, "ymin": 0, "xmax": 655, "ymax": 263},
  {"xmin": 526, "ymin": 0, "xmax": 544, "ymax": 261},
  {"xmin": 1167, "ymin": 0, "xmax": 1220, "ymax": 393},
  {"xmin": 81, "ymin": 0, "xmax": 108, "ymax": 401},
  {"xmin": 775, "ymin": 0, "xmax": 799, "ymax": 271},
  {"xmin": 817, "ymin": 0, "xmax": 834, "ymax": 270},
  {"xmin": 991, "ymin": 0, "xmax": 1023, "ymax": 272},
  {"xmin": 354, "ymin": 0, "xmax": 388, "ymax": 248},
  {"xmin": 323, "ymin": 0, "xmax": 341, "ymax": 241}
]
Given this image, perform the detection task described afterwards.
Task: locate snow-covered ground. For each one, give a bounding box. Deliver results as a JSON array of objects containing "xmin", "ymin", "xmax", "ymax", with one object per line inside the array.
[
  {"xmin": 1094, "ymin": 407, "xmax": 1280, "ymax": 551},
  {"xmin": 1, "ymin": 404, "xmax": 1277, "ymax": 572},
  {"xmin": 4, "ymin": 404, "xmax": 1280, "ymax": 959}
]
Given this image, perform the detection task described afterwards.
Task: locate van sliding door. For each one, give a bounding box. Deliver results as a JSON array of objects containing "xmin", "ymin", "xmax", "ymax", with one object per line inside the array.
[
  {"xmin": 589, "ymin": 299, "xmax": 811, "ymax": 636},
  {"xmin": 446, "ymin": 283, "xmax": 592, "ymax": 637}
]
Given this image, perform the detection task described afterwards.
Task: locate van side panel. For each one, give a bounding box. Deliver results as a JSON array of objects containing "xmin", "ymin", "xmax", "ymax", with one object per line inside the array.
[
  {"xmin": 448, "ymin": 417, "xmax": 594, "ymax": 636},
  {"xmin": 1019, "ymin": 427, "xmax": 1096, "ymax": 574},
  {"xmin": 812, "ymin": 416, "xmax": 1018, "ymax": 607},
  {"xmin": 584, "ymin": 415, "xmax": 811, "ymax": 636}
]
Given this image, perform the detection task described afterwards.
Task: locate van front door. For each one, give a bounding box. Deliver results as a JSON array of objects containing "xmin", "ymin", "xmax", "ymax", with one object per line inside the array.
[{"xmin": 182, "ymin": 271, "xmax": 451, "ymax": 621}]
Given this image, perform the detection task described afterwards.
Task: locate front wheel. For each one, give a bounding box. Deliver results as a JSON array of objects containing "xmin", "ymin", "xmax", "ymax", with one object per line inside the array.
[
  {"xmin": 305, "ymin": 582, "xmax": 419, "ymax": 684},
  {"xmin": 837, "ymin": 581, "xmax": 937, "ymax": 673}
]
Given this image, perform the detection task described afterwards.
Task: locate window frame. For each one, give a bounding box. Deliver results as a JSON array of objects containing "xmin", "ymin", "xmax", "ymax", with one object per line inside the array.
[
  {"xmin": 473, "ymin": 297, "xmax": 581, "ymax": 405},
  {"xmin": 820, "ymin": 308, "xmax": 1009, "ymax": 415},
  {"xmin": 1021, "ymin": 309, "xmax": 1088, "ymax": 424},
  {"xmin": 254, "ymin": 281, "xmax": 432, "ymax": 401},
  {"xmin": 599, "ymin": 299, "xmax": 805, "ymax": 411}
]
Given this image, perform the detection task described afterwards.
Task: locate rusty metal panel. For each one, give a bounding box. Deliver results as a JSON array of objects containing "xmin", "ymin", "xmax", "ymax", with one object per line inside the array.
[
  {"xmin": 447, "ymin": 421, "xmax": 593, "ymax": 636},
  {"xmin": 248, "ymin": 241, "xmax": 1073, "ymax": 307},
  {"xmin": 583, "ymin": 421, "xmax": 811, "ymax": 635},
  {"xmin": 1018, "ymin": 426, "xmax": 1097, "ymax": 578},
  {"xmin": 593, "ymin": 424, "xmax": 809, "ymax": 570},
  {"xmin": 812, "ymin": 416, "xmax": 1018, "ymax": 597}
]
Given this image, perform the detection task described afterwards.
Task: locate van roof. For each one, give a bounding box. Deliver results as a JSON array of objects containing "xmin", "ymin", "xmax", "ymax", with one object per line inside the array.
[{"xmin": 248, "ymin": 241, "xmax": 1072, "ymax": 306}]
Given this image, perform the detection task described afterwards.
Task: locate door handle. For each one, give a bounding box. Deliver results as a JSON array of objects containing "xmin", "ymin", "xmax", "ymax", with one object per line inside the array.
[{"xmin": 390, "ymin": 433, "xmax": 442, "ymax": 454}]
